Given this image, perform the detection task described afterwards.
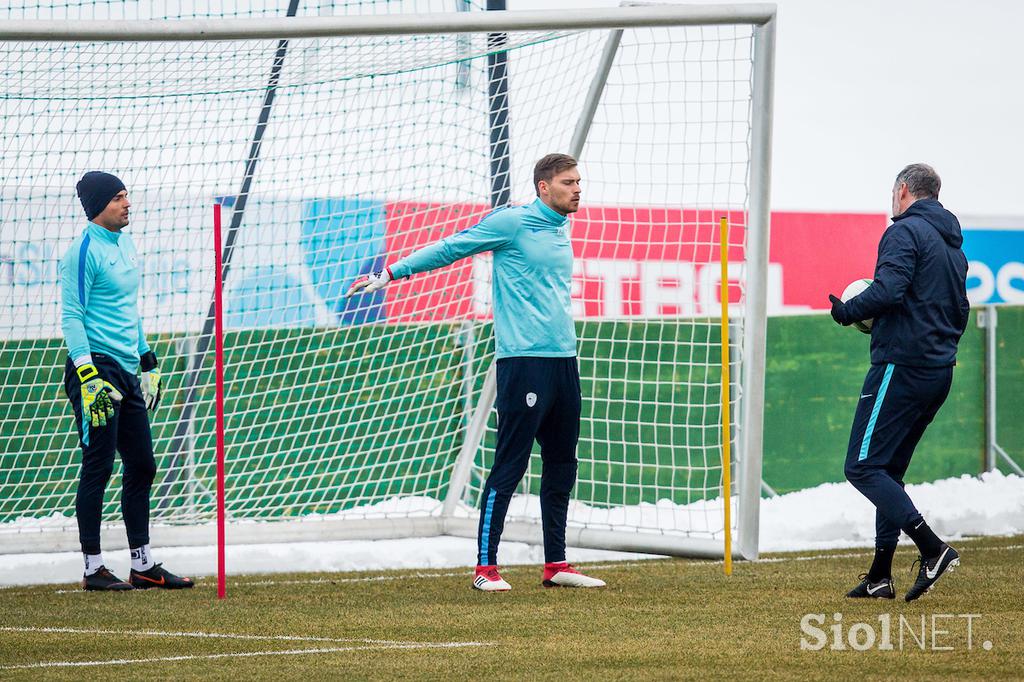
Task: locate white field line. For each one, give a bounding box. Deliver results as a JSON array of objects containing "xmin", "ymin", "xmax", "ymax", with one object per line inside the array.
[
  {"xmin": 751, "ymin": 543, "xmax": 1024, "ymax": 565},
  {"xmin": 150, "ymin": 562, "xmax": 656, "ymax": 588},
  {"xmin": 231, "ymin": 562, "xmax": 656, "ymax": 586},
  {"xmin": 225, "ymin": 543, "xmax": 1024, "ymax": 578},
  {"xmin": 0, "ymin": 641, "xmax": 494, "ymax": 671},
  {"xmin": 25, "ymin": 542, "xmax": 1024, "ymax": 595},
  {"xmin": 2, "ymin": 625, "xmax": 419, "ymax": 646},
  {"xmin": 233, "ymin": 570, "xmax": 472, "ymax": 587},
  {"xmin": 46, "ymin": 563, "xmax": 653, "ymax": 593},
  {"xmin": 48, "ymin": 570, "xmax": 475, "ymax": 593}
]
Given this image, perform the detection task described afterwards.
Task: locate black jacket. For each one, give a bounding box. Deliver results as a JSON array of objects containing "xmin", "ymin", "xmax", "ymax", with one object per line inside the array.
[{"xmin": 845, "ymin": 198, "xmax": 969, "ymax": 367}]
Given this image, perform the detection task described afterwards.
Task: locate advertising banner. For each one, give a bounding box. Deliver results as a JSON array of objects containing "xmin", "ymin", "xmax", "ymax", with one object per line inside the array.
[{"xmin": 2, "ymin": 199, "xmax": 1019, "ymax": 339}]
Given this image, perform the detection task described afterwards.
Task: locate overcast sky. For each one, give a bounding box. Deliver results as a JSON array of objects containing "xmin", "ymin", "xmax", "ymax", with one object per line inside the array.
[{"xmin": 511, "ymin": 0, "xmax": 1024, "ymax": 218}]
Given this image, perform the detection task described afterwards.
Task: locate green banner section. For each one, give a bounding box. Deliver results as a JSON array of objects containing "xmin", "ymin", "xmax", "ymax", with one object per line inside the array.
[
  {"xmin": 2, "ymin": 307, "xmax": 1021, "ymax": 524},
  {"xmin": 762, "ymin": 308, "xmax": 1022, "ymax": 492},
  {"xmin": 0, "ymin": 321, "xmax": 728, "ymax": 522}
]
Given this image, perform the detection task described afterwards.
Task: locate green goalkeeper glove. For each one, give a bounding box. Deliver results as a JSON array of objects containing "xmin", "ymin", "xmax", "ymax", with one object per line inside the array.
[
  {"xmin": 76, "ymin": 363, "xmax": 123, "ymax": 428},
  {"xmin": 140, "ymin": 350, "xmax": 162, "ymax": 412}
]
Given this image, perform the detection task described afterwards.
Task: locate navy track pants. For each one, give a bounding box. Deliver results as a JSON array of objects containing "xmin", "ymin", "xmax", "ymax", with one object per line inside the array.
[
  {"xmin": 477, "ymin": 356, "xmax": 581, "ymax": 566},
  {"xmin": 63, "ymin": 354, "xmax": 156, "ymax": 554},
  {"xmin": 844, "ymin": 362, "xmax": 953, "ymax": 547}
]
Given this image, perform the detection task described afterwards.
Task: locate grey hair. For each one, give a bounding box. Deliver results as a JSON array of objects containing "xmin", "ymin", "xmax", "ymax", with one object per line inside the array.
[{"xmin": 894, "ymin": 163, "xmax": 941, "ymax": 199}]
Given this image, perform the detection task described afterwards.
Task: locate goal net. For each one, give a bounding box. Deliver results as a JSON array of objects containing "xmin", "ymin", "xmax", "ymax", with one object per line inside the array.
[{"xmin": 0, "ymin": 4, "xmax": 774, "ymax": 559}]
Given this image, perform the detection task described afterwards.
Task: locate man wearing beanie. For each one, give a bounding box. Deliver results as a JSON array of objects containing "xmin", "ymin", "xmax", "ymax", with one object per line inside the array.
[{"xmin": 59, "ymin": 171, "xmax": 193, "ymax": 591}]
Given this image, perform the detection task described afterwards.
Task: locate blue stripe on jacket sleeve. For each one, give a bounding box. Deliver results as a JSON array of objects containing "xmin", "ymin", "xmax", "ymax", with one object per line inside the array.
[{"xmin": 77, "ymin": 233, "xmax": 91, "ymax": 306}]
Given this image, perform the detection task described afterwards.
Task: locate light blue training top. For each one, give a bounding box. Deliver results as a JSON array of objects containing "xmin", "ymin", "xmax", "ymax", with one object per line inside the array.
[
  {"xmin": 60, "ymin": 222, "xmax": 151, "ymax": 373},
  {"xmin": 390, "ymin": 198, "xmax": 577, "ymax": 359}
]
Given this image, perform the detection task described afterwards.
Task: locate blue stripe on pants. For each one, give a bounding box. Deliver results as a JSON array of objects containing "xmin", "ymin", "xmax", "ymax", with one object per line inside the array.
[
  {"xmin": 479, "ymin": 488, "xmax": 497, "ymax": 565},
  {"xmin": 859, "ymin": 363, "xmax": 895, "ymax": 461}
]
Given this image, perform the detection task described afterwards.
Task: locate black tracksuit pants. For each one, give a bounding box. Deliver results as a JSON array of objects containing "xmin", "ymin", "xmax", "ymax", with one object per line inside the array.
[
  {"xmin": 477, "ymin": 356, "xmax": 581, "ymax": 566},
  {"xmin": 63, "ymin": 354, "xmax": 156, "ymax": 554},
  {"xmin": 844, "ymin": 362, "xmax": 953, "ymax": 548}
]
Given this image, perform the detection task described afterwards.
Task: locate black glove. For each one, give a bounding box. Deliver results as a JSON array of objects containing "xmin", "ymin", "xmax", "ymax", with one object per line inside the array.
[
  {"xmin": 140, "ymin": 351, "xmax": 158, "ymax": 372},
  {"xmin": 139, "ymin": 351, "xmax": 162, "ymax": 412},
  {"xmin": 828, "ymin": 294, "xmax": 853, "ymax": 326}
]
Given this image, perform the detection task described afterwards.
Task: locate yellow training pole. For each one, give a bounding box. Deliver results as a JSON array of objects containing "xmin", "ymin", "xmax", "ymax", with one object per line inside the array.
[{"xmin": 720, "ymin": 216, "xmax": 733, "ymax": 576}]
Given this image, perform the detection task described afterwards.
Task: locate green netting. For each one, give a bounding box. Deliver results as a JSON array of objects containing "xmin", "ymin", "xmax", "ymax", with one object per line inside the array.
[
  {"xmin": 1, "ymin": 15, "xmax": 760, "ymax": 549},
  {"xmin": 1, "ymin": 320, "xmax": 731, "ymax": 524}
]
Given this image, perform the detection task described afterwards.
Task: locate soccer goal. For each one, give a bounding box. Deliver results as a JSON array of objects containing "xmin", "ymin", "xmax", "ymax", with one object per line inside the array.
[{"xmin": 0, "ymin": 3, "xmax": 775, "ymax": 561}]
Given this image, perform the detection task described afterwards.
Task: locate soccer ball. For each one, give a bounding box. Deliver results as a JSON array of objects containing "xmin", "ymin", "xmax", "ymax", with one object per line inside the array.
[{"xmin": 841, "ymin": 279, "xmax": 874, "ymax": 334}]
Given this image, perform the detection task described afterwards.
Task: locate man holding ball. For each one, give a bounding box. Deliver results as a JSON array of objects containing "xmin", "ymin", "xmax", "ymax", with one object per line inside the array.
[{"xmin": 828, "ymin": 163, "xmax": 969, "ymax": 601}]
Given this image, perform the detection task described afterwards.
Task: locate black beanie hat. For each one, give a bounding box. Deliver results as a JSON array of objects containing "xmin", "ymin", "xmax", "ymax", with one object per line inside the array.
[{"xmin": 77, "ymin": 171, "xmax": 126, "ymax": 220}]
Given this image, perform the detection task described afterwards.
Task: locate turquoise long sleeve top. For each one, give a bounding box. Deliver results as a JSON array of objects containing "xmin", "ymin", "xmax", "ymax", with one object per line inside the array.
[
  {"xmin": 390, "ymin": 198, "xmax": 577, "ymax": 359},
  {"xmin": 60, "ymin": 222, "xmax": 151, "ymax": 373}
]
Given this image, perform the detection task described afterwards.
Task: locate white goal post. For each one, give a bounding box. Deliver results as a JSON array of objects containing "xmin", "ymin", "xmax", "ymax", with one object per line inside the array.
[{"xmin": 0, "ymin": 4, "xmax": 775, "ymax": 561}]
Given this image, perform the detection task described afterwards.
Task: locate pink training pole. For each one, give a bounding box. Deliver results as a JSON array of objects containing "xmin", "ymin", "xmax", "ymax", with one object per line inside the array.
[{"xmin": 214, "ymin": 202, "xmax": 226, "ymax": 600}]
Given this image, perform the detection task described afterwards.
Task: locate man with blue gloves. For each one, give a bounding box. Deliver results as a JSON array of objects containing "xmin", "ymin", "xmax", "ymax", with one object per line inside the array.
[
  {"xmin": 61, "ymin": 171, "xmax": 192, "ymax": 591},
  {"xmin": 828, "ymin": 164, "xmax": 969, "ymax": 602},
  {"xmin": 348, "ymin": 154, "xmax": 604, "ymax": 591}
]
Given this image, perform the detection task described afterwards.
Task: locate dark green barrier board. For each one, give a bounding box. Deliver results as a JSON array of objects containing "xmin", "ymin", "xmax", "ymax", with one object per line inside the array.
[
  {"xmin": 0, "ymin": 321, "xmax": 726, "ymax": 522},
  {"xmin": 2, "ymin": 307, "xmax": 1020, "ymax": 523},
  {"xmin": 763, "ymin": 313, "xmax": 977, "ymax": 492}
]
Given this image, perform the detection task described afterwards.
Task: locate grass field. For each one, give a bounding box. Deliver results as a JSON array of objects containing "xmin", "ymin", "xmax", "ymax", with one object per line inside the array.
[{"xmin": 1, "ymin": 534, "xmax": 1021, "ymax": 680}]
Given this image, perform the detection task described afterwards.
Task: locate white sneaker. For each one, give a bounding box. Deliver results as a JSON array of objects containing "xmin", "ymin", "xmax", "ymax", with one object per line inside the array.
[
  {"xmin": 473, "ymin": 565, "xmax": 511, "ymax": 592},
  {"xmin": 542, "ymin": 562, "xmax": 606, "ymax": 588}
]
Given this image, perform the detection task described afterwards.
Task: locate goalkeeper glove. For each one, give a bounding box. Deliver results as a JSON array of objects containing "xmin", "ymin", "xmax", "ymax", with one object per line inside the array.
[
  {"xmin": 345, "ymin": 266, "xmax": 394, "ymax": 298},
  {"xmin": 76, "ymin": 363, "xmax": 123, "ymax": 428},
  {"xmin": 140, "ymin": 350, "xmax": 162, "ymax": 412},
  {"xmin": 828, "ymin": 294, "xmax": 853, "ymax": 326}
]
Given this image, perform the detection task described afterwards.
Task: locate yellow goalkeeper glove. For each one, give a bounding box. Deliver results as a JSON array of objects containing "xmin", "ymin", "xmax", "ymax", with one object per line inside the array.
[{"xmin": 76, "ymin": 363, "xmax": 123, "ymax": 428}]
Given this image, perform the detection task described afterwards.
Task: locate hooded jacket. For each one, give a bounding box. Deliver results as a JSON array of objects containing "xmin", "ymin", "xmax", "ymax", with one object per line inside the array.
[{"xmin": 844, "ymin": 198, "xmax": 969, "ymax": 367}]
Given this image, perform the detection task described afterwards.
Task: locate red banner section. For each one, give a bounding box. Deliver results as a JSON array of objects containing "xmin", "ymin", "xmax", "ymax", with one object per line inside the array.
[
  {"xmin": 384, "ymin": 201, "xmax": 490, "ymax": 323},
  {"xmin": 384, "ymin": 201, "xmax": 887, "ymax": 320},
  {"xmin": 769, "ymin": 212, "xmax": 888, "ymax": 311}
]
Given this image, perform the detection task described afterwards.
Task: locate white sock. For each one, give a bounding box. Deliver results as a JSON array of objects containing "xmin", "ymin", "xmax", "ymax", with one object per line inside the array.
[
  {"xmin": 83, "ymin": 553, "xmax": 104, "ymax": 576},
  {"xmin": 130, "ymin": 544, "xmax": 155, "ymax": 572}
]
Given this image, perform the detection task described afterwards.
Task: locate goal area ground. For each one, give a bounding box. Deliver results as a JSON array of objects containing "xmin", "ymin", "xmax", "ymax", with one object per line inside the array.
[{"xmin": 1, "ymin": 534, "xmax": 1021, "ymax": 678}]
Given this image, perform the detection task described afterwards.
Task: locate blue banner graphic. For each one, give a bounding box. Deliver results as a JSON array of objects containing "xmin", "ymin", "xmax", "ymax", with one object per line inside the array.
[{"xmin": 962, "ymin": 227, "xmax": 1024, "ymax": 304}]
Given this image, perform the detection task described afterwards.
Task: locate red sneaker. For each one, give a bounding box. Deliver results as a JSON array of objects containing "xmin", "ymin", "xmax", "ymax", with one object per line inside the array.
[
  {"xmin": 542, "ymin": 562, "xmax": 606, "ymax": 588},
  {"xmin": 472, "ymin": 564, "xmax": 511, "ymax": 592}
]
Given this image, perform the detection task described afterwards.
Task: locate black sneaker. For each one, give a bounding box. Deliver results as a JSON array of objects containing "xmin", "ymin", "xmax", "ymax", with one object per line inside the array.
[
  {"xmin": 905, "ymin": 544, "xmax": 960, "ymax": 602},
  {"xmin": 130, "ymin": 563, "xmax": 195, "ymax": 590},
  {"xmin": 82, "ymin": 566, "xmax": 134, "ymax": 591},
  {"xmin": 846, "ymin": 574, "xmax": 895, "ymax": 599}
]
